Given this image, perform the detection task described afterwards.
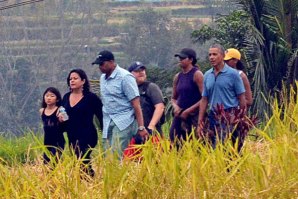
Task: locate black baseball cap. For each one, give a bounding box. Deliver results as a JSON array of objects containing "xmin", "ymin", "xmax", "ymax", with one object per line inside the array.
[
  {"xmin": 128, "ymin": 61, "xmax": 146, "ymax": 72},
  {"xmin": 174, "ymin": 48, "xmax": 197, "ymax": 59},
  {"xmin": 92, "ymin": 50, "xmax": 114, "ymax": 65}
]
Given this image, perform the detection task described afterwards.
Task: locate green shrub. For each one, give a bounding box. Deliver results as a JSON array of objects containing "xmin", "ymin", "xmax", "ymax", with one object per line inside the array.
[{"xmin": 0, "ymin": 131, "xmax": 40, "ymax": 165}]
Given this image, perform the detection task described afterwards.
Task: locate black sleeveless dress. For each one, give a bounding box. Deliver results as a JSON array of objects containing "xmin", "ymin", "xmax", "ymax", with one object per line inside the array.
[
  {"xmin": 170, "ymin": 67, "xmax": 202, "ymax": 142},
  {"xmin": 41, "ymin": 107, "xmax": 65, "ymax": 162}
]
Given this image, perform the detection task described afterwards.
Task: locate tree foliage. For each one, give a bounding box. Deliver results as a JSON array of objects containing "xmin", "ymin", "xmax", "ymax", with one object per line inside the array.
[
  {"xmin": 120, "ymin": 8, "xmax": 196, "ymax": 68},
  {"xmin": 192, "ymin": 0, "xmax": 298, "ymax": 120},
  {"xmin": 192, "ymin": 10, "xmax": 250, "ymax": 49},
  {"xmin": 0, "ymin": 58, "xmax": 40, "ymax": 134},
  {"xmin": 0, "ymin": 1, "xmax": 207, "ymax": 134},
  {"xmin": 0, "ymin": 0, "xmax": 109, "ymax": 134}
]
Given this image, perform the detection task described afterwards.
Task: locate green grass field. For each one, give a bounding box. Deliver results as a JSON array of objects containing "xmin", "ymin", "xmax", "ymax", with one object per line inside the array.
[{"xmin": 0, "ymin": 92, "xmax": 297, "ymax": 198}]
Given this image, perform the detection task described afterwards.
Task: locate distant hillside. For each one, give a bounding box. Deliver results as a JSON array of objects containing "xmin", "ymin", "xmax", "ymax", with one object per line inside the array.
[
  {"xmin": 0, "ymin": 0, "xmax": 238, "ymax": 135},
  {"xmin": 0, "ymin": 1, "xmax": 233, "ymax": 60}
]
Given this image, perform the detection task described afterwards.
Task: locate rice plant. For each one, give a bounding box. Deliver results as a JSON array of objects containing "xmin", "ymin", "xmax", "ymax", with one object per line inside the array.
[{"xmin": 0, "ymin": 86, "xmax": 297, "ymax": 198}]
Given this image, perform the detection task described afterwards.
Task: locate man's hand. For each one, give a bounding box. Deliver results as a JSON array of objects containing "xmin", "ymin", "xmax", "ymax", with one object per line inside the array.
[
  {"xmin": 138, "ymin": 129, "xmax": 149, "ymax": 141},
  {"xmin": 196, "ymin": 122, "xmax": 205, "ymax": 139},
  {"xmin": 147, "ymin": 125, "xmax": 155, "ymax": 132}
]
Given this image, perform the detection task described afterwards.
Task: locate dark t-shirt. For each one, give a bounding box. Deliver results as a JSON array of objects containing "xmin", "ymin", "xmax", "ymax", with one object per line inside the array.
[
  {"xmin": 139, "ymin": 81, "xmax": 164, "ymax": 133},
  {"xmin": 62, "ymin": 92, "xmax": 103, "ymax": 148},
  {"xmin": 176, "ymin": 67, "xmax": 202, "ymax": 109}
]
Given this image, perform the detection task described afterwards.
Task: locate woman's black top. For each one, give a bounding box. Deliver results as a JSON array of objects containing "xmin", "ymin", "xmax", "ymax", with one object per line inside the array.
[{"xmin": 62, "ymin": 92, "xmax": 103, "ymax": 148}]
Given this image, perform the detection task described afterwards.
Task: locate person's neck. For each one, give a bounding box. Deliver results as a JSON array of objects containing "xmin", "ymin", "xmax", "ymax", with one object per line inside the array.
[
  {"xmin": 137, "ymin": 80, "xmax": 145, "ymax": 86},
  {"xmin": 71, "ymin": 89, "xmax": 83, "ymax": 95},
  {"xmin": 213, "ymin": 62, "xmax": 225, "ymax": 74},
  {"xmin": 182, "ymin": 64, "xmax": 193, "ymax": 74},
  {"xmin": 105, "ymin": 65, "xmax": 116, "ymax": 79},
  {"xmin": 46, "ymin": 104, "xmax": 57, "ymax": 110}
]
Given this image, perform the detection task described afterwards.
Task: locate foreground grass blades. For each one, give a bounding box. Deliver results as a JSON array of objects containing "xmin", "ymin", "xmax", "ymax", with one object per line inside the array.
[
  {"xmin": 0, "ymin": 133, "xmax": 297, "ymax": 198},
  {"xmin": 0, "ymin": 92, "xmax": 297, "ymax": 198},
  {"xmin": 0, "ymin": 135, "xmax": 297, "ymax": 198}
]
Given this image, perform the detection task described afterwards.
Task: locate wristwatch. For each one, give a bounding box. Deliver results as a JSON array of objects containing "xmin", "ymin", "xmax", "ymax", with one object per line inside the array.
[{"xmin": 138, "ymin": 126, "xmax": 146, "ymax": 131}]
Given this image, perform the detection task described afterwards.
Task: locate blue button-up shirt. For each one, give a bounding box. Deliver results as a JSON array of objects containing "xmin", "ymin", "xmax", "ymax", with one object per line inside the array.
[
  {"xmin": 202, "ymin": 64, "xmax": 245, "ymax": 110},
  {"xmin": 100, "ymin": 65, "xmax": 139, "ymax": 138}
]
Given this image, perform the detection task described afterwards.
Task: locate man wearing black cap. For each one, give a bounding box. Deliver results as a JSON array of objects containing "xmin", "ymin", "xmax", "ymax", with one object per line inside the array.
[
  {"xmin": 128, "ymin": 61, "xmax": 165, "ymax": 135},
  {"xmin": 92, "ymin": 50, "xmax": 148, "ymax": 156}
]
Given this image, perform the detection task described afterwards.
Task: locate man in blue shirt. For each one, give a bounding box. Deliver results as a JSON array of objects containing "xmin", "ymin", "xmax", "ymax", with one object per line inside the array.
[
  {"xmin": 197, "ymin": 44, "xmax": 246, "ymax": 149},
  {"xmin": 92, "ymin": 50, "xmax": 148, "ymax": 157}
]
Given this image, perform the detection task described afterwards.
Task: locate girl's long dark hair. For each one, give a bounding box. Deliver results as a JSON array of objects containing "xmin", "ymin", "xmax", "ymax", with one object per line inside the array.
[
  {"xmin": 67, "ymin": 68, "xmax": 90, "ymax": 95},
  {"xmin": 41, "ymin": 87, "xmax": 62, "ymax": 108},
  {"xmin": 236, "ymin": 60, "xmax": 245, "ymax": 71}
]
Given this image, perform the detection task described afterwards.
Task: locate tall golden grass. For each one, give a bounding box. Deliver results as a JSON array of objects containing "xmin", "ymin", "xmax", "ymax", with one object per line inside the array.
[{"xmin": 0, "ymin": 85, "xmax": 297, "ymax": 198}]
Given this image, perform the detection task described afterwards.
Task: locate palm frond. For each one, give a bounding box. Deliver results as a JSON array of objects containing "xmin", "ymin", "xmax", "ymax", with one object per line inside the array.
[
  {"xmin": 286, "ymin": 48, "xmax": 298, "ymax": 84},
  {"xmin": 251, "ymin": 57, "xmax": 272, "ymax": 119}
]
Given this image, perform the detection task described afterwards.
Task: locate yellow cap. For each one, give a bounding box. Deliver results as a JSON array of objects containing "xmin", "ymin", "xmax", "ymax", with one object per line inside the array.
[{"xmin": 224, "ymin": 48, "xmax": 241, "ymax": 60}]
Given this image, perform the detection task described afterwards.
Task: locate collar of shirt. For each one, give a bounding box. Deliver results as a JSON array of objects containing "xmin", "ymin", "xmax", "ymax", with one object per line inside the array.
[
  {"xmin": 103, "ymin": 65, "xmax": 120, "ymax": 80},
  {"xmin": 211, "ymin": 63, "xmax": 229, "ymax": 74}
]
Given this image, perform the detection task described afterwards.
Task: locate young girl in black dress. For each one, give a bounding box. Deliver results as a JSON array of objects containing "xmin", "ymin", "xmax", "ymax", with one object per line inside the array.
[{"xmin": 40, "ymin": 87, "xmax": 65, "ymax": 164}]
